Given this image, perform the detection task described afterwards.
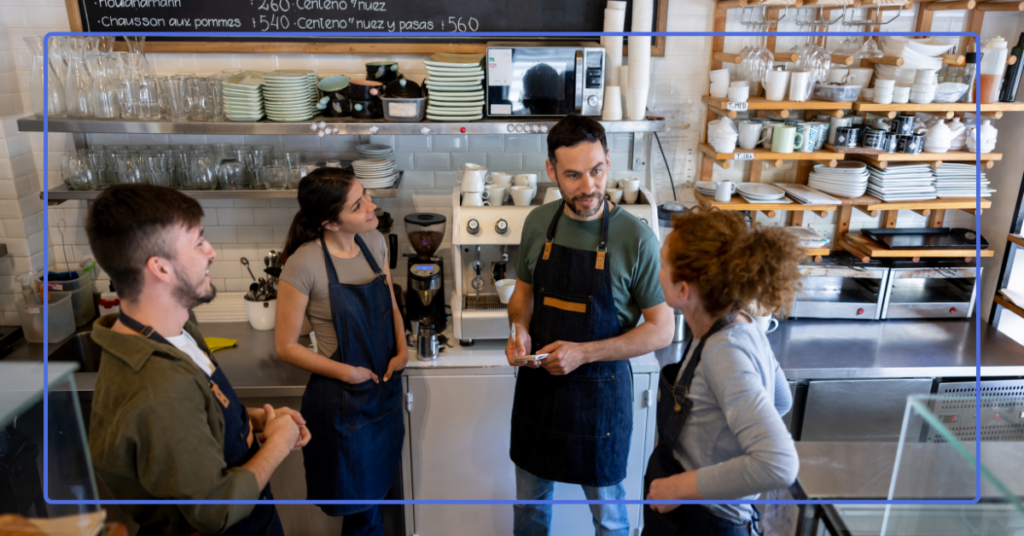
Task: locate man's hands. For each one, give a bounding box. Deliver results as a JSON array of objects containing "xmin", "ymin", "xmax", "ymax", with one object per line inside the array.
[
  {"xmin": 505, "ymin": 323, "xmax": 536, "ymax": 367},
  {"xmin": 257, "ymin": 404, "xmax": 310, "ymax": 453},
  {"xmin": 535, "ymin": 341, "xmax": 589, "ymax": 375}
]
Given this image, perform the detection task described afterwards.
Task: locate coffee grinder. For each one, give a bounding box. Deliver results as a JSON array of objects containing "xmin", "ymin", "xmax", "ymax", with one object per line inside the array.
[{"xmin": 405, "ymin": 213, "xmax": 447, "ymax": 333}]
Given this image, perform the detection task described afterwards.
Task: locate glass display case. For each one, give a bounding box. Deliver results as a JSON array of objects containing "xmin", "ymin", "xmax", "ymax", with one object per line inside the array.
[{"xmin": 0, "ymin": 362, "xmax": 101, "ymax": 520}]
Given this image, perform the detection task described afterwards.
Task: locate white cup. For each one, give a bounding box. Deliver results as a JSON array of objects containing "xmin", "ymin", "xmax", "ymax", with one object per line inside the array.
[
  {"xmin": 893, "ymin": 86, "xmax": 911, "ymax": 104},
  {"xmin": 488, "ymin": 172, "xmax": 513, "ymax": 188},
  {"xmin": 710, "ymin": 81, "xmax": 729, "ymax": 98},
  {"xmin": 715, "ymin": 180, "xmax": 736, "ymax": 202},
  {"xmin": 789, "ymin": 71, "xmax": 812, "ymax": 102},
  {"xmin": 874, "ymin": 78, "xmax": 896, "ymax": 90},
  {"xmin": 458, "ymin": 171, "xmax": 488, "ymax": 192},
  {"xmin": 605, "ymin": 178, "xmax": 618, "ymax": 190},
  {"xmin": 752, "ymin": 314, "xmax": 779, "ymax": 333},
  {"xmin": 827, "ymin": 68, "xmax": 851, "ymax": 85},
  {"xmin": 486, "ymin": 185, "xmax": 507, "ymax": 206},
  {"xmin": 730, "ymin": 80, "xmax": 749, "ymax": 88},
  {"xmin": 764, "ymin": 70, "xmax": 790, "ymax": 102},
  {"xmin": 711, "ymin": 133, "xmax": 738, "ymax": 154},
  {"xmin": 710, "ymin": 68, "xmax": 730, "ymax": 85},
  {"xmin": 245, "ymin": 299, "xmax": 277, "ymax": 331},
  {"xmin": 510, "ymin": 186, "xmax": 533, "ymax": 206},
  {"xmin": 462, "ymin": 191, "xmax": 490, "ymax": 206},
  {"xmin": 727, "ymin": 85, "xmax": 749, "ymax": 103},
  {"xmin": 513, "ymin": 173, "xmax": 537, "ymax": 188},
  {"xmin": 873, "ymin": 88, "xmax": 894, "ymax": 104},
  {"xmin": 602, "ymin": 86, "xmax": 623, "ymax": 121},
  {"xmin": 738, "ymin": 121, "xmax": 769, "ymax": 151},
  {"xmin": 848, "ymin": 68, "xmax": 874, "ymax": 88},
  {"xmin": 459, "ymin": 163, "xmax": 486, "ymax": 173},
  {"xmin": 619, "ymin": 177, "xmax": 640, "ymax": 195},
  {"xmin": 763, "ymin": 122, "xmax": 783, "ymax": 149},
  {"xmin": 605, "ymin": 188, "xmax": 623, "ymax": 203},
  {"xmin": 543, "ymin": 187, "xmax": 562, "ymax": 204},
  {"xmin": 496, "ymin": 279, "xmax": 516, "ymax": 304}
]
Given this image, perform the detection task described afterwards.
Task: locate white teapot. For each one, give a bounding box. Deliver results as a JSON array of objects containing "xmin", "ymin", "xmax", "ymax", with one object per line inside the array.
[
  {"xmin": 919, "ymin": 119, "xmax": 952, "ymax": 154},
  {"xmin": 966, "ymin": 119, "xmax": 998, "ymax": 154},
  {"xmin": 947, "ymin": 117, "xmax": 967, "ymax": 151}
]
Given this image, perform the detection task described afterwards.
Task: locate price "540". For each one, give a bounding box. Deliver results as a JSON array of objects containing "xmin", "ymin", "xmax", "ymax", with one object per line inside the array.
[{"xmin": 441, "ymin": 16, "xmax": 479, "ymax": 32}]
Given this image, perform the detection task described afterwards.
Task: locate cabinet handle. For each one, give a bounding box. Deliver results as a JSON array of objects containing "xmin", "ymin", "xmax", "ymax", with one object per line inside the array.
[
  {"xmin": 643, "ymin": 389, "xmax": 653, "ymax": 408},
  {"xmin": 406, "ymin": 392, "xmax": 414, "ymax": 413}
]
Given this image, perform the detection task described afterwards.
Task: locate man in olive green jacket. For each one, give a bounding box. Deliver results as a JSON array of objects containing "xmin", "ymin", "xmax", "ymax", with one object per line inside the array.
[{"xmin": 86, "ymin": 185, "xmax": 310, "ymax": 536}]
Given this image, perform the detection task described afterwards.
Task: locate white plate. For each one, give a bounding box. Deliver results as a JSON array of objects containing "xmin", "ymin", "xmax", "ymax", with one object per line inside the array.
[
  {"xmin": 740, "ymin": 194, "xmax": 792, "ymax": 204},
  {"xmin": 427, "ymin": 107, "xmax": 483, "ymax": 116},
  {"xmin": 426, "ymin": 53, "xmax": 485, "ymax": 66},
  {"xmin": 426, "ymin": 75, "xmax": 484, "ymax": 83},
  {"xmin": 775, "ymin": 183, "xmax": 843, "ymax": 204},
  {"xmin": 737, "ymin": 183, "xmax": 785, "ymax": 198},
  {"xmin": 426, "ymin": 113, "xmax": 484, "ymax": 121}
]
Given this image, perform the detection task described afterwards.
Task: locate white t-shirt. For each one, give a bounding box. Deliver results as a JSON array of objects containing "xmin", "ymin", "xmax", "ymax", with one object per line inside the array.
[{"xmin": 166, "ymin": 330, "xmax": 214, "ymax": 377}]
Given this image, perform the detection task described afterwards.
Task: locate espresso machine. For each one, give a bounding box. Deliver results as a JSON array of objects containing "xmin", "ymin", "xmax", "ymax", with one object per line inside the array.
[{"xmin": 405, "ymin": 214, "xmax": 447, "ymax": 333}]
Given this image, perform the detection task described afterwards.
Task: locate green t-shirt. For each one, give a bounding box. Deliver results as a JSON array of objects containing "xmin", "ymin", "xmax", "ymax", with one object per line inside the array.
[{"xmin": 513, "ymin": 201, "xmax": 665, "ymax": 331}]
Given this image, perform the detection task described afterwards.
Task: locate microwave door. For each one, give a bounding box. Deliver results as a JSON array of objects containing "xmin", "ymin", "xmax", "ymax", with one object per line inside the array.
[
  {"xmin": 489, "ymin": 48, "xmax": 576, "ymax": 116},
  {"xmin": 575, "ymin": 50, "xmax": 584, "ymax": 112}
]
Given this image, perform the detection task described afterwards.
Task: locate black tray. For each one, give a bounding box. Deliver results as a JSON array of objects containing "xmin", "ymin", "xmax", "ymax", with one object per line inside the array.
[{"xmin": 861, "ymin": 228, "xmax": 989, "ymax": 250}]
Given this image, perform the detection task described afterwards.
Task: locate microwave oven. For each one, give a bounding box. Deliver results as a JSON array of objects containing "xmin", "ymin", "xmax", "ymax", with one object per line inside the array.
[{"xmin": 485, "ymin": 42, "xmax": 605, "ymax": 117}]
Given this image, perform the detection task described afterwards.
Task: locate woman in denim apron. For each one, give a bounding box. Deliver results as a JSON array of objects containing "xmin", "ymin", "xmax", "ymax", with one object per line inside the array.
[
  {"xmin": 276, "ymin": 169, "xmax": 408, "ymax": 536},
  {"xmin": 643, "ymin": 209, "xmax": 802, "ymax": 536}
]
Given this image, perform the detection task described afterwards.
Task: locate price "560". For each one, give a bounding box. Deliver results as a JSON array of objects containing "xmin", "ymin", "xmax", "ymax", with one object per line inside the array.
[{"xmin": 442, "ymin": 16, "xmax": 479, "ymax": 32}]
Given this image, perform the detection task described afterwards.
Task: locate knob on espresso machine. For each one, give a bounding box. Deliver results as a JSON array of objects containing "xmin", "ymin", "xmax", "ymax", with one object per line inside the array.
[
  {"xmin": 495, "ymin": 218, "xmax": 509, "ymax": 235},
  {"xmin": 467, "ymin": 218, "xmax": 480, "ymax": 235}
]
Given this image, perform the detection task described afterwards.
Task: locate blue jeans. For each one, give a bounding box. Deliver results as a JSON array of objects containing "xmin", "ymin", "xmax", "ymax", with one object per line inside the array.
[{"xmin": 513, "ymin": 465, "xmax": 630, "ymax": 536}]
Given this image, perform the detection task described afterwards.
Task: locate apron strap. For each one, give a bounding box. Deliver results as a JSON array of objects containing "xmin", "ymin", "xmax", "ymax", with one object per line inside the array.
[
  {"xmin": 542, "ymin": 199, "xmax": 613, "ymax": 270},
  {"xmin": 320, "ymin": 233, "xmax": 387, "ymax": 286},
  {"xmin": 673, "ymin": 314, "xmax": 735, "ymax": 393}
]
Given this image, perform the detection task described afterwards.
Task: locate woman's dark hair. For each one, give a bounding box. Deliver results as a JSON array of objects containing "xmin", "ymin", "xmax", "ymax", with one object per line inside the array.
[
  {"xmin": 546, "ymin": 114, "xmax": 608, "ymax": 165},
  {"xmin": 85, "ymin": 184, "xmax": 204, "ymax": 302},
  {"xmin": 666, "ymin": 208, "xmax": 803, "ymax": 318},
  {"xmin": 282, "ymin": 167, "xmax": 358, "ymax": 263}
]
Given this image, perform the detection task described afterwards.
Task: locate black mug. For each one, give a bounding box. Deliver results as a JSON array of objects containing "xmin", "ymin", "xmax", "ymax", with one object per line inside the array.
[
  {"xmin": 897, "ymin": 134, "xmax": 924, "ymax": 154},
  {"xmin": 884, "ymin": 134, "xmax": 899, "ymax": 153},
  {"xmin": 861, "ymin": 127, "xmax": 886, "ymax": 150},
  {"xmin": 351, "ymin": 99, "xmax": 383, "ymax": 119},
  {"xmin": 891, "ymin": 115, "xmax": 916, "ymax": 135},
  {"xmin": 835, "ymin": 127, "xmax": 859, "ymax": 148}
]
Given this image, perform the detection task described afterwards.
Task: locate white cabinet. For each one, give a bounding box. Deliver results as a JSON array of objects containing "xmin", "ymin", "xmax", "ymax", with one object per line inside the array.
[{"xmin": 401, "ymin": 368, "xmax": 658, "ymax": 536}]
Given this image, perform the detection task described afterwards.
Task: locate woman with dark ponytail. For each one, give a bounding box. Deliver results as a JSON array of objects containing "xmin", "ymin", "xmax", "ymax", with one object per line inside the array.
[
  {"xmin": 643, "ymin": 209, "xmax": 801, "ymax": 536},
  {"xmin": 276, "ymin": 167, "xmax": 407, "ymax": 536}
]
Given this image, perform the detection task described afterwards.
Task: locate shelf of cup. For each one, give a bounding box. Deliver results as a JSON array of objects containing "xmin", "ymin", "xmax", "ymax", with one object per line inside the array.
[
  {"xmin": 841, "ymin": 232, "xmax": 994, "ymax": 260},
  {"xmin": 849, "ymin": 151, "xmax": 1001, "ymax": 169},
  {"xmin": 699, "ymin": 143, "xmax": 845, "ymax": 164},
  {"xmin": 703, "ymin": 96, "xmax": 852, "ymax": 113},
  {"xmin": 853, "ymin": 102, "xmax": 1024, "ymax": 117},
  {"xmin": 994, "ymin": 294, "xmax": 1024, "ymax": 320},
  {"xmin": 1010, "ymin": 234, "xmax": 1024, "ymax": 248},
  {"xmin": 41, "ymin": 174, "xmax": 404, "ymax": 205},
  {"xmin": 694, "ymin": 191, "xmax": 838, "ymax": 219}
]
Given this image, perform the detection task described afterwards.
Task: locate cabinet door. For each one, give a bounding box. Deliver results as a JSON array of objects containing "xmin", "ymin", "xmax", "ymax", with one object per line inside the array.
[
  {"xmin": 407, "ymin": 374, "xmax": 518, "ymax": 536},
  {"xmin": 549, "ymin": 373, "xmax": 653, "ymax": 535}
]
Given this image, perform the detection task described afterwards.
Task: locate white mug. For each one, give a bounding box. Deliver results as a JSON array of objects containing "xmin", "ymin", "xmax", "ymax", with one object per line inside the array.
[
  {"xmin": 510, "ymin": 186, "xmax": 533, "ymax": 206},
  {"xmin": 605, "ymin": 188, "xmax": 623, "ymax": 203},
  {"xmin": 738, "ymin": 121, "xmax": 769, "ymax": 151},
  {"xmin": 486, "ymin": 185, "xmax": 508, "ymax": 206},
  {"xmin": 462, "ymin": 191, "xmax": 490, "ymax": 206},
  {"xmin": 513, "ymin": 173, "xmax": 537, "ymax": 188},
  {"xmin": 605, "ymin": 178, "xmax": 619, "ymax": 190},
  {"xmin": 489, "ymin": 172, "xmax": 513, "ymax": 188},
  {"xmin": 752, "ymin": 314, "xmax": 779, "ymax": 333},
  {"xmin": 715, "ymin": 180, "xmax": 736, "ymax": 202},
  {"xmin": 543, "ymin": 187, "xmax": 563, "ymax": 204},
  {"xmin": 619, "ymin": 177, "xmax": 640, "ymax": 204},
  {"xmin": 458, "ymin": 170, "xmax": 488, "ymax": 192},
  {"xmin": 459, "ymin": 163, "xmax": 486, "ymax": 173}
]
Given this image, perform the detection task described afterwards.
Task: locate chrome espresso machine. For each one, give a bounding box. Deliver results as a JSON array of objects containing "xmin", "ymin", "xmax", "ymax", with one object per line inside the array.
[{"xmin": 450, "ymin": 183, "xmax": 658, "ymax": 345}]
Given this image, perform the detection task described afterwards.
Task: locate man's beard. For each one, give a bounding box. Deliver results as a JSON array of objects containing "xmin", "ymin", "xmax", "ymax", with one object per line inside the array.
[
  {"xmin": 563, "ymin": 189, "xmax": 604, "ymax": 218},
  {"xmin": 172, "ymin": 264, "xmax": 216, "ymax": 310}
]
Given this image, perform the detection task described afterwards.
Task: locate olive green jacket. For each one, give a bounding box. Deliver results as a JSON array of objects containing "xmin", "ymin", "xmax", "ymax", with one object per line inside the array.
[{"xmin": 88, "ymin": 314, "xmax": 259, "ymax": 536}]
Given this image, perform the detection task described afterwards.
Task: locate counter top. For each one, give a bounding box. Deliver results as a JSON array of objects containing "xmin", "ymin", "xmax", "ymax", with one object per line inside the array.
[{"xmin": 656, "ymin": 319, "xmax": 1024, "ymax": 380}]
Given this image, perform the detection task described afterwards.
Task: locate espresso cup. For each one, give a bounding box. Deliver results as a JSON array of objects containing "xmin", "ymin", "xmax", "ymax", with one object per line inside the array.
[
  {"xmin": 605, "ymin": 178, "xmax": 619, "ymax": 190},
  {"xmin": 489, "ymin": 172, "xmax": 513, "ymax": 188},
  {"xmin": 458, "ymin": 170, "xmax": 488, "ymax": 192},
  {"xmin": 619, "ymin": 177, "xmax": 640, "ymax": 204},
  {"xmin": 543, "ymin": 187, "xmax": 562, "ymax": 204},
  {"xmin": 459, "ymin": 162, "xmax": 486, "ymax": 173},
  {"xmin": 462, "ymin": 191, "xmax": 490, "ymax": 206},
  {"xmin": 605, "ymin": 188, "xmax": 623, "ymax": 203},
  {"xmin": 752, "ymin": 314, "xmax": 779, "ymax": 333},
  {"xmin": 486, "ymin": 185, "xmax": 507, "ymax": 206},
  {"xmin": 715, "ymin": 180, "xmax": 736, "ymax": 202},
  {"xmin": 510, "ymin": 186, "xmax": 534, "ymax": 206}
]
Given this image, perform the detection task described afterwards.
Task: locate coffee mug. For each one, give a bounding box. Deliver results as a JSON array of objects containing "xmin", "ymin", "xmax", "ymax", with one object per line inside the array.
[
  {"xmin": 510, "ymin": 186, "xmax": 534, "ymax": 206},
  {"xmin": 459, "ymin": 163, "xmax": 486, "ymax": 173},
  {"xmin": 462, "ymin": 191, "xmax": 490, "ymax": 206},
  {"xmin": 605, "ymin": 188, "xmax": 623, "ymax": 203},
  {"xmin": 738, "ymin": 121, "xmax": 770, "ymax": 151},
  {"xmin": 715, "ymin": 180, "xmax": 736, "ymax": 202},
  {"xmin": 458, "ymin": 171, "xmax": 488, "ymax": 192},
  {"xmin": 771, "ymin": 125, "xmax": 796, "ymax": 153},
  {"xmin": 752, "ymin": 314, "xmax": 779, "ymax": 333},
  {"xmin": 513, "ymin": 173, "xmax": 538, "ymax": 188},
  {"xmin": 828, "ymin": 116, "xmax": 853, "ymax": 145},
  {"xmin": 827, "ymin": 68, "xmax": 852, "ymax": 85},
  {"xmin": 834, "ymin": 127, "xmax": 859, "ymax": 148},
  {"xmin": 795, "ymin": 123, "xmax": 818, "ymax": 153},
  {"xmin": 543, "ymin": 187, "xmax": 562, "ymax": 204},
  {"xmin": 789, "ymin": 70, "xmax": 812, "ymax": 102},
  {"xmin": 809, "ymin": 122, "xmax": 828, "ymax": 150},
  {"xmin": 605, "ymin": 178, "xmax": 619, "ymax": 190},
  {"xmin": 619, "ymin": 177, "xmax": 640, "ymax": 204},
  {"xmin": 891, "ymin": 115, "xmax": 915, "ymax": 135},
  {"xmin": 486, "ymin": 185, "xmax": 508, "ymax": 206},
  {"xmin": 489, "ymin": 172, "xmax": 513, "ymax": 188},
  {"xmin": 762, "ymin": 122, "xmax": 784, "ymax": 149}
]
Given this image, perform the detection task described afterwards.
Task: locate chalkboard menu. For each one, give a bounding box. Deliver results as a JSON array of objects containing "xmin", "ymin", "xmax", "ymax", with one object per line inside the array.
[{"xmin": 68, "ymin": 0, "xmax": 666, "ymax": 55}]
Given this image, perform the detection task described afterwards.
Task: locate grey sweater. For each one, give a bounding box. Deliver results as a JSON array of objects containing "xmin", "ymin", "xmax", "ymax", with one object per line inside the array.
[{"xmin": 670, "ymin": 319, "xmax": 799, "ymax": 524}]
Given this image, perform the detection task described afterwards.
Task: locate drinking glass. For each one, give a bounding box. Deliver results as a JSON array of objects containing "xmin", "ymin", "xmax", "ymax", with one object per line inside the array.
[
  {"xmin": 23, "ymin": 36, "xmax": 67, "ymax": 118},
  {"xmin": 187, "ymin": 155, "xmax": 218, "ymax": 190},
  {"xmin": 217, "ymin": 159, "xmax": 245, "ymax": 190},
  {"xmin": 257, "ymin": 165, "xmax": 288, "ymax": 190},
  {"xmin": 64, "ymin": 37, "xmax": 94, "ymax": 119},
  {"xmin": 161, "ymin": 76, "xmax": 189, "ymax": 121}
]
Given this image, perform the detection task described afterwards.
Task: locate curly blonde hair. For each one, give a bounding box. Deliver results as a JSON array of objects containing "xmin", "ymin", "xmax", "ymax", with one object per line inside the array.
[{"xmin": 666, "ymin": 208, "xmax": 803, "ymax": 319}]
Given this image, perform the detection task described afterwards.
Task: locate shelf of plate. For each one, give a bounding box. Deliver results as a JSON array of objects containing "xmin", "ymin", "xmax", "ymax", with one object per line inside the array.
[
  {"xmin": 1010, "ymin": 234, "xmax": 1024, "ymax": 248},
  {"xmin": 702, "ymin": 96, "xmax": 852, "ymax": 120},
  {"xmin": 847, "ymin": 151, "xmax": 1002, "ymax": 169},
  {"xmin": 694, "ymin": 190, "xmax": 838, "ymax": 219},
  {"xmin": 699, "ymin": 143, "xmax": 845, "ymax": 169},
  {"xmin": 839, "ymin": 231, "xmax": 994, "ymax": 263},
  {"xmin": 852, "ymin": 101, "xmax": 1024, "ymax": 119},
  {"xmin": 994, "ymin": 294, "xmax": 1024, "ymax": 320},
  {"xmin": 863, "ymin": 197, "xmax": 991, "ymax": 214}
]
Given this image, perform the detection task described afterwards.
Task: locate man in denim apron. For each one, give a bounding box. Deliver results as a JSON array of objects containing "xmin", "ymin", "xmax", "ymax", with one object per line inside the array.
[{"xmin": 505, "ymin": 115, "xmax": 675, "ymax": 536}]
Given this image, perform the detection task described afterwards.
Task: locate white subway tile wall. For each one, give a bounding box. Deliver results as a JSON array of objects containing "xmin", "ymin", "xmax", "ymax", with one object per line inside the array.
[{"xmin": 0, "ymin": 0, "xmax": 1004, "ymax": 324}]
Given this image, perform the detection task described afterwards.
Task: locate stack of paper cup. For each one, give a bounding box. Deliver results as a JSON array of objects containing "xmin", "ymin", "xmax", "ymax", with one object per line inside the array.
[
  {"xmin": 603, "ymin": 2, "xmax": 626, "ymax": 87},
  {"xmin": 602, "ymin": 86, "xmax": 622, "ymax": 120},
  {"xmin": 627, "ymin": 0, "xmax": 653, "ymax": 121}
]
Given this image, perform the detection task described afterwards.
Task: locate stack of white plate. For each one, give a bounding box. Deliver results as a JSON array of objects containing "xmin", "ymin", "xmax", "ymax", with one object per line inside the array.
[
  {"xmin": 352, "ymin": 158, "xmax": 399, "ymax": 188},
  {"xmin": 776, "ymin": 183, "xmax": 842, "ymax": 205},
  {"xmin": 931, "ymin": 163, "xmax": 995, "ymax": 198},
  {"xmin": 866, "ymin": 163, "xmax": 936, "ymax": 201},
  {"xmin": 424, "ymin": 53, "xmax": 485, "ymax": 121},
  {"xmin": 263, "ymin": 70, "xmax": 318, "ymax": 122},
  {"xmin": 737, "ymin": 183, "xmax": 790, "ymax": 204},
  {"xmin": 355, "ymin": 143, "xmax": 396, "ymax": 164},
  {"xmin": 695, "ymin": 181, "xmax": 717, "ymax": 197},
  {"xmin": 223, "ymin": 72, "xmax": 265, "ymax": 122},
  {"xmin": 808, "ymin": 161, "xmax": 869, "ymax": 198}
]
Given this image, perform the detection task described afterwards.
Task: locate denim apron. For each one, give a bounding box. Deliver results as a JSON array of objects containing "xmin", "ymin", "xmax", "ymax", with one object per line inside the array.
[
  {"xmin": 641, "ymin": 318, "xmax": 760, "ymax": 536},
  {"xmin": 301, "ymin": 234, "xmax": 404, "ymax": 517},
  {"xmin": 118, "ymin": 312, "xmax": 283, "ymax": 536},
  {"xmin": 510, "ymin": 199, "xmax": 632, "ymax": 487}
]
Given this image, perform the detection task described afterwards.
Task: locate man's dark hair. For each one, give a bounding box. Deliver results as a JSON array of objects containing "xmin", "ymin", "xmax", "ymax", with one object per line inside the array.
[
  {"xmin": 86, "ymin": 184, "xmax": 204, "ymax": 302},
  {"xmin": 546, "ymin": 114, "xmax": 608, "ymax": 166}
]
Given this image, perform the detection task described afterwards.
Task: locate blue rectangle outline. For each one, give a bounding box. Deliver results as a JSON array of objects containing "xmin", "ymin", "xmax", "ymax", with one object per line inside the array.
[{"xmin": 40, "ymin": 29, "xmax": 984, "ymax": 508}]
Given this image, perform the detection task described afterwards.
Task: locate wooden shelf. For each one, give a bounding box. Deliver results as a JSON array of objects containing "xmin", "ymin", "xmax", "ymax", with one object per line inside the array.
[
  {"xmin": 853, "ymin": 101, "xmax": 1024, "ymax": 119},
  {"xmin": 699, "ymin": 143, "xmax": 845, "ymax": 165},
  {"xmin": 841, "ymin": 231, "xmax": 995, "ymax": 259},
  {"xmin": 850, "ymin": 151, "xmax": 1002, "ymax": 169},
  {"xmin": 694, "ymin": 190, "xmax": 837, "ymax": 218},
  {"xmin": 703, "ymin": 96, "xmax": 854, "ymax": 112},
  {"xmin": 995, "ymin": 294, "xmax": 1024, "ymax": 320},
  {"xmin": 1009, "ymin": 234, "xmax": 1024, "ymax": 248},
  {"xmin": 863, "ymin": 197, "xmax": 992, "ymax": 212}
]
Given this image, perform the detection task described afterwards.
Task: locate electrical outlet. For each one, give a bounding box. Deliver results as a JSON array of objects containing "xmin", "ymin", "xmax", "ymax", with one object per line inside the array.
[{"xmin": 808, "ymin": 224, "xmax": 835, "ymax": 237}]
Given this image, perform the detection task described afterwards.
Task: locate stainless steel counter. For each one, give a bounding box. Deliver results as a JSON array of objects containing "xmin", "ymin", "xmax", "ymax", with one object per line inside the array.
[{"xmin": 655, "ymin": 319, "xmax": 1024, "ymax": 380}]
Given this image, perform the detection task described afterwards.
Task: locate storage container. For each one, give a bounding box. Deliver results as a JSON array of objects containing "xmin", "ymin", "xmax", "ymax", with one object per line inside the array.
[
  {"xmin": 52, "ymin": 284, "xmax": 96, "ymax": 327},
  {"xmin": 381, "ymin": 96, "xmax": 427, "ymax": 122},
  {"xmin": 19, "ymin": 293, "xmax": 75, "ymax": 343},
  {"xmin": 812, "ymin": 83, "xmax": 861, "ymax": 102},
  {"xmin": 245, "ymin": 298, "xmax": 276, "ymax": 331}
]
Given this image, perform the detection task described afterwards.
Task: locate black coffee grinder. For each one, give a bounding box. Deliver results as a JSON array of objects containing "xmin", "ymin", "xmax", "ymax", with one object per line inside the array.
[{"xmin": 405, "ymin": 213, "xmax": 447, "ymax": 332}]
